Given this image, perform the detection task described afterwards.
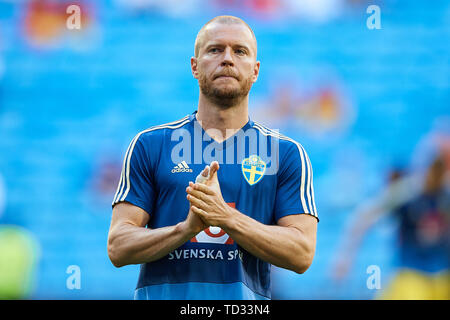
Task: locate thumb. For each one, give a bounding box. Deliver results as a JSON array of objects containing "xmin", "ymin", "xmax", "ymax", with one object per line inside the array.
[
  {"xmin": 195, "ymin": 165, "xmax": 210, "ymax": 184},
  {"xmin": 208, "ymin": 161, "xmax": 220, "ymax": 181}
]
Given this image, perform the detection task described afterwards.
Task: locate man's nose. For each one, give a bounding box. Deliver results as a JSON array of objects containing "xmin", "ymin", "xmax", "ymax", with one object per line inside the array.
[{"xmin": 221, "ymin": 47, "xmax": 234, "ymax": 66}]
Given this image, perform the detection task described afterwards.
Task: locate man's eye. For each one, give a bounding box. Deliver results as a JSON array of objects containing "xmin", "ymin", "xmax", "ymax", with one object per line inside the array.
[
  {"xmin": 235, "ymin": 49, "xmax": 246, "ymax": 55},
  {"xmin": 209, "ymin": 48, "xmax": 219, "ymax": 53}
]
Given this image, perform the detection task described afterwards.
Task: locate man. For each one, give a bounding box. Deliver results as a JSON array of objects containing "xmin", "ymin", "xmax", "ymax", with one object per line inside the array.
[
  {"xmin": 108, "ymin": 15, "xmax": 318, "ymax": 300},
  {"xmin": 333, "ymin": 154, "xmax": 449, "ymax": 299}
]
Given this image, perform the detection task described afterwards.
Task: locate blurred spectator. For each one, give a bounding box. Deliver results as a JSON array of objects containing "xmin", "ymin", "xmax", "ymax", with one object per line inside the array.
[
  {"xmin": 252, "ymin": 76, "xmax": 354, "ymax": 140},
  {"xmin": 0, "ymin": 173, "xmax": 39, "ymax": 299},
  {"xmin": 332, "ymin": 154, "xmax": 450, "ymax": 299},
  {"xmin": 0, "ymin": 225, "xmax": 40, "ymax": 299},
  {"xmin": 85, "ymin": 152, "xmax": 122, "ymax": 211},
  {"xmin": 22, "ymin": 0, "xmax": 95, "ymax": 49},
  {"xmin": 410, "ymin": 117, "xmax": 450, "ymax": 174}
]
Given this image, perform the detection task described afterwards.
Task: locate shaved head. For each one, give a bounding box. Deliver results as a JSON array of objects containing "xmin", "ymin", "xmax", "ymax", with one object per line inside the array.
[
  {"xmin": 194, "ymin": 15, "xmax": 257, "ymax": 58},
  {"xmin": 191, "ymin": 15, "xmax": 260, "ymax": 109}
]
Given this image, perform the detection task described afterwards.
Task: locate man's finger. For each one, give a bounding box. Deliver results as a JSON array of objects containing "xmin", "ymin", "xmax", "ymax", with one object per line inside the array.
[
  {"xmin": 195, "ymin": 165, "xmax": 210, "ymax": 184},
  {"xmin": 191, "ymin": 205, "xmax": 207, "ymax": 219},
  {"xmin": 187, "ymin": 194, "xmax": 208, "ymax": 209},
  {"xmin": 192, "ymin": 182, "xmax": 215, "ymax": 195},
  {"xmin": 208, "ymin": 161, "xmax": 220, "ymax": 180},
  {"xmin": 202, "ymin": 165, "xmax": 210, "ymax": 177},
  {"xmin": 186, "ymin": 186, "xmax": 210, "ymax": 200}
]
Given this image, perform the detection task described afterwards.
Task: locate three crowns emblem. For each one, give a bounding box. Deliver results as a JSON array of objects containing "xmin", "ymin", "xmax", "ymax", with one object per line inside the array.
[{"xmin": 241, "ymin": 155, "xmax": 266, "ymax": 185}]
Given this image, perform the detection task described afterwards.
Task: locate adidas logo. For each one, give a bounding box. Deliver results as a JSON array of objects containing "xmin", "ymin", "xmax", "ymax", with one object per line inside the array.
[{"xmin": 171, "ymin": 161, "xmax": 193, "ymax": 173}]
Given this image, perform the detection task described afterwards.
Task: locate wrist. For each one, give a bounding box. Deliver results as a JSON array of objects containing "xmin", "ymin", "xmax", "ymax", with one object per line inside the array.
[
  {"xmin": 175, "ymin": 221, "xmax": 197, "ymax": 240},
  {"xmin": 221, "ymin": 206, "xmax": 240, "ymax": 232}
]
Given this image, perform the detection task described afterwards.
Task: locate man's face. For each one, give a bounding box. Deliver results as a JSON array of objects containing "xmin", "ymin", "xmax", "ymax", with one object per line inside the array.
[{"xmin": 192, "ymin": 22, "xmax": 260, "ymax": 108}]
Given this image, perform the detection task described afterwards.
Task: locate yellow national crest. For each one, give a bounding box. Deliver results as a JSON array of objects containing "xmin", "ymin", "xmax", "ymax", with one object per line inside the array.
[{"xmin": 241, "ymin": 155, "xmax": 266, "ymax": 185}]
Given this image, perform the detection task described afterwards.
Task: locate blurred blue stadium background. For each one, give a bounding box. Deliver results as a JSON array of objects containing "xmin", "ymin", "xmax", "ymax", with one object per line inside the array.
[{"xmin": 0, "ymin": 0, "xmax": 448, "ymax": 299}]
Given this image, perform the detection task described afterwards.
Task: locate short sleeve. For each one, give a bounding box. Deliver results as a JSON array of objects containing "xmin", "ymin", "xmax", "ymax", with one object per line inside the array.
[
  {"xmin": 112, "ymin": 133, "xmax": 155, "ymax": 215},
  {"xmin": 274, "ymin": 142, "xmax": 319, "ymax": 222}
]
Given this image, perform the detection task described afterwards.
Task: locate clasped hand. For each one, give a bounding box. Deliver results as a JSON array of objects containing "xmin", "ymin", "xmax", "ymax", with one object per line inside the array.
[{"xmin": 186, "ymin": 161, "xmax": 234, "ymax": 229}]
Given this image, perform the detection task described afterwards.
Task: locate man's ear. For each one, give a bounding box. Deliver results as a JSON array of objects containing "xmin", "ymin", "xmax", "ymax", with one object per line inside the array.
[
  {"xmin": 191, "ymin": 57, "xmax": 199, "ymax": 79},
  {"xmin": 252, "ymin": 61, "xmax": 260, "ymax": 83}
]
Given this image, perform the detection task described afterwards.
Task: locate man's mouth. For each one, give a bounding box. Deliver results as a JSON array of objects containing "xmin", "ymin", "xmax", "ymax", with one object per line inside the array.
[{"xmin": 215, "ymin": 75, "xmax": 237, "ymax": 80}]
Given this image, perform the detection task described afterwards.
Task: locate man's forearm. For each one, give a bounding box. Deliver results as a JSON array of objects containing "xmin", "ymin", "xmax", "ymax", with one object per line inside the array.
[
  {"xmin": 221, "ymin": 208, "xmax": 315, "ymax": 274},
  {"xmin": 108, "ymin": 221, "xmax": 195, "ymax": 267}
]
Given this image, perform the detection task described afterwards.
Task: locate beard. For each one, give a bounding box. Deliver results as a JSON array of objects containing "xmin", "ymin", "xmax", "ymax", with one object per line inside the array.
[{"xmin": 198, "ymin": 70, "xmax": 254, "ymax": 109}]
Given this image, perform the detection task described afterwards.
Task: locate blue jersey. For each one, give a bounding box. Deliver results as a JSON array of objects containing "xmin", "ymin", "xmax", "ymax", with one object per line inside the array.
[
  {"xmin": 112, "ymin": 111, "xmax": 318, "ymax": 300},
  {"xmin": 395, "ymin": 190, "xmax": 450, "ymax": 273}
]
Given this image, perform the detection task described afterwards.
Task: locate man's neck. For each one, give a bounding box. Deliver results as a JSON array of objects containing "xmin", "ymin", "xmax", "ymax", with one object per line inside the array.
[{"xmin": 196, "ymin": 94, "xmax": 249, "ymax": 143}]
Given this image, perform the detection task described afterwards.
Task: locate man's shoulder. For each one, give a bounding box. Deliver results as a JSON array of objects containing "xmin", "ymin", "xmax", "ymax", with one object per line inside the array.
[
  {"xmin": 251, "ymin": 120, "xmax": 305, "ymax": 153},
  {"xmin": 135, "ymin": 114, "xmax": 192, "ymax": 141}
]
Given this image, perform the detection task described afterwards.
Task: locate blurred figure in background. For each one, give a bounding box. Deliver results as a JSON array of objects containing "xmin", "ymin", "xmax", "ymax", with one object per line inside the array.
[
  {"xmin": 332, "ymin": 153, "xmax": 450, "ymax": 299},
  {"xmin": 85, "ymin": 153, "xmax": 123, "ymax": 212},
  {"xmin": 0, "ymin": 225, "xmax": 40, "ymax": 299},
  {"xmin": 0, "ymin": 173, "xmax": 40, "ymax": 299}
]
